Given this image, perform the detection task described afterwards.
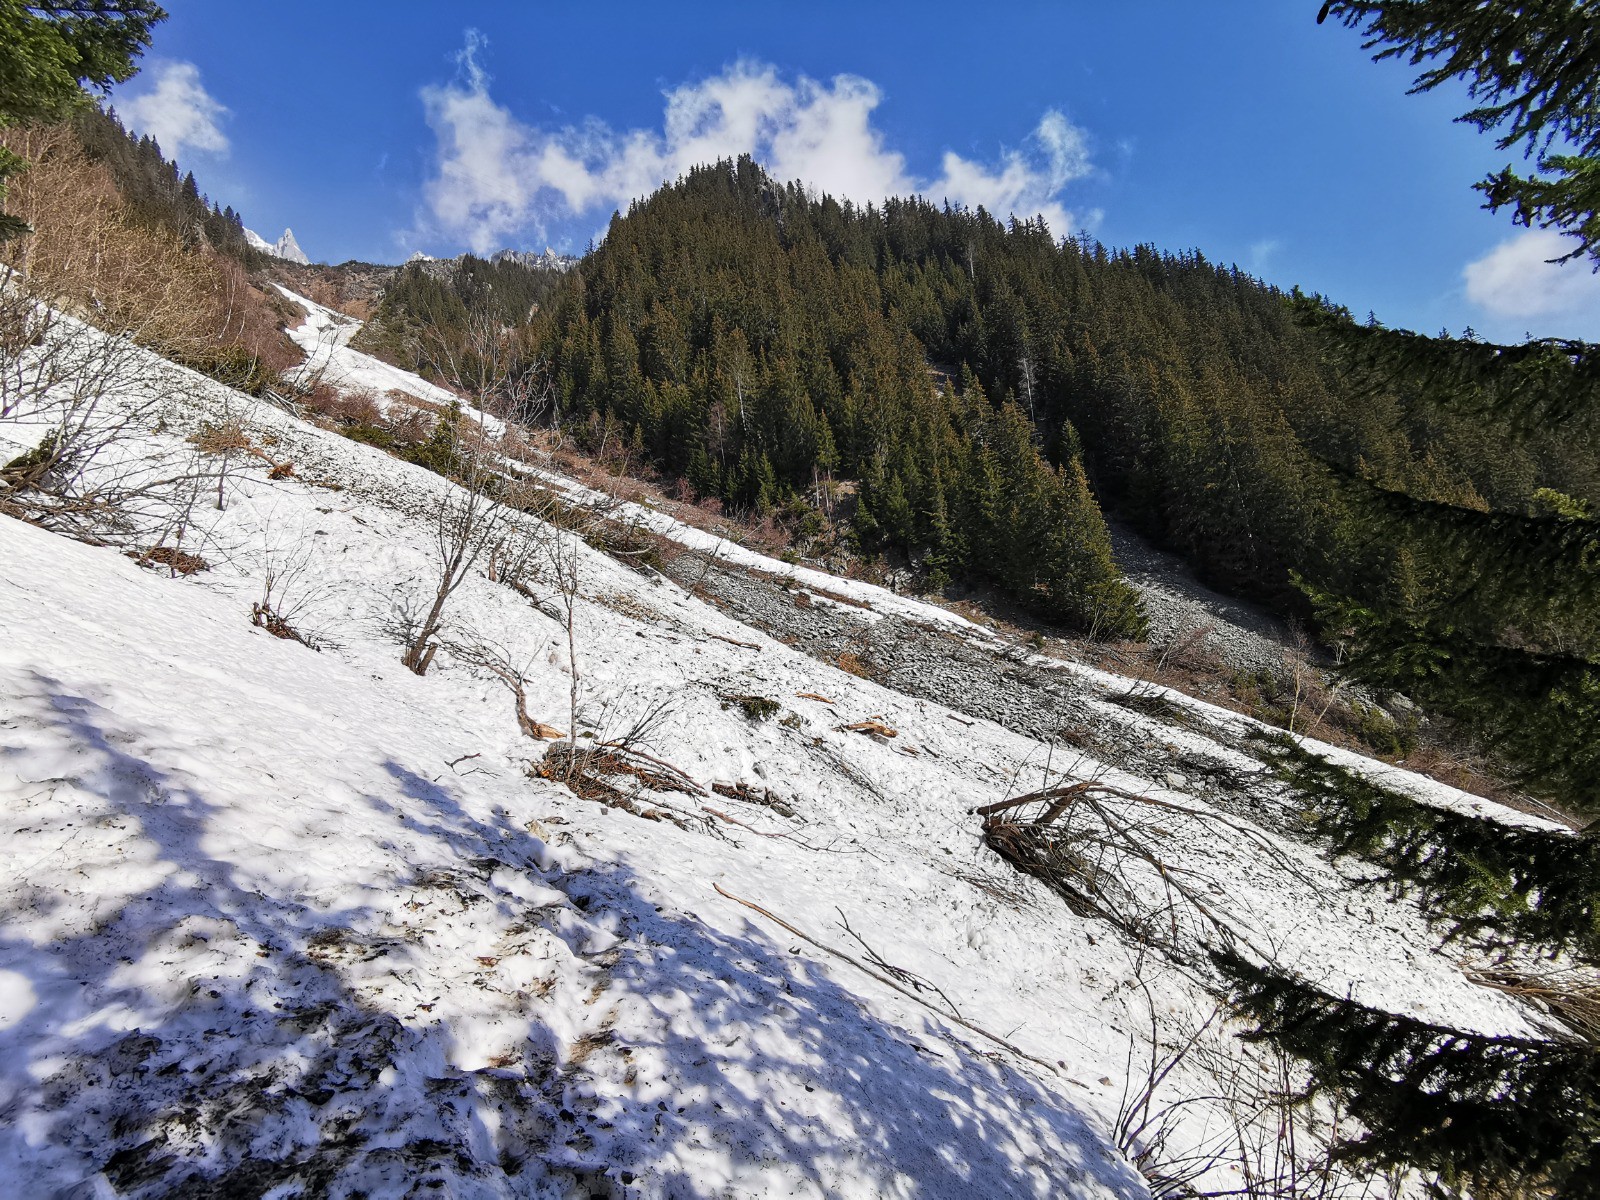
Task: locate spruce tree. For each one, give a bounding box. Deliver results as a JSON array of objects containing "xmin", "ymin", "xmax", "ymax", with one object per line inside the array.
[
  {"xmin": 1318, "ymin": 1, "xmax": 1600, "ymax": 261},
  {"xmin": 1218, "ymin": 950, "xmax": 1600, "ymax": 1199},
  {"xmin": 1307, "ymin": 1, "xmax": 1600, "ymax": 815},
  {"xmin": 0, "ymin": 1, "xmax": 166, "ymax": 240}
]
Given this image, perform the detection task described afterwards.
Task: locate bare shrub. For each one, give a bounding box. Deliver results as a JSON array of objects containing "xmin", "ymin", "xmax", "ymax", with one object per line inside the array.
[
  {"xmin": 0, "ymin": 125, "xmax": 300, "ymax": 388},
  {"xmin": 249, "ymin": 532, "xmax": 337, "ymax": 650},
  {"xmin": 975, "ymin": 781, "xmax": 1318, "ymax": 961},
  {"xmin": 545, "ymin": 530, "xmax": 583, "ymax": 773},
  {"xmin": 1, "ymin": 126, "xmax": 216, "ymax": 357},
  {"xmin": 1465, "ymin": 963, "xmax": 1600, "ymax": 1045},
  {"xmin": 394, "ymin": 289, "xmax": 550, "ymax": 421},
  {"xmin": 400, "ymin": 456, "xmax": 518, "ymax": 675},
  {"xmin": 328, "ymin": 388, "xmax": 383, "ymax": 426},
  {"xmin": 128, "ymin": 545, "xmax": 209, "ymax": 576},
  {"xmin": 535, "ymin": 695, "xmax": 699, "ymax": 823},
  {"xmin": 386, "ymin": 405, "xmax": 431, "ymax": 447},
  {"xmin": 0, "ymin": 292, "xmax": 217, "ymax": 542},
  {"xmin": 1157, "ymin": 616, "xmax": 1220, "ymax": 674},
  {"xmin": 837, "ymin": 651, "xmax": 872, "ymax": 679},
  {"xmin": 1115, "ymin": 981, "xmax": 1392, "ymax": 1200}
]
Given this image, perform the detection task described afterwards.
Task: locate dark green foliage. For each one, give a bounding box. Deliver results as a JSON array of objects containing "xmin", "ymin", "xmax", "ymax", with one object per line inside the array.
[
  {"xmin": 1482, "ymin": 151, "xmax": 1600, "ymax": 267},
  {"xmin": 1294, "ymin": 297, "xmax": 1600, "ymax": 436},
  {"xmin": 1318, "ymin": 0, "xmax": 1600, "ymax": 264},
  {"xmin": 70, "ymin": 105, "xmax": 261, "ymax": 262},
  {"xmin": 534, "ymin": 158, "xmax": 1144, "ymax": 635},
  {"xmin": 0, "ymin": 2, "xmax": 164, "ymax": 122},
  {"xmin": 400, "ymin": 400, "xmax": 466, "ymax": 479},
  {"xmin": 1218, "ymin": 950, "xmax": 1600, "ymax": 1198},
  {"xmin": 527, "ymin": 153, "xmax": 1599, "ymax": 760},
  {"xmin": 353, "ymin": 255, "xmax": 559, "ymax": 399},
  {"xmin": 0, "ymin": 2, "xmax": 166, "ymax": 241},
  {"xmin": 176, "ymin": 343, "xmax": 278, "ymax": 396},
  {"xmin": 1294, "ymin": 0, "xmax": 1600, "ymax": 814},
  {"xmin": 1311, "ymin": 587, "xmax": 1600, "ymax": 812},
  {"xmin": 342, "ymin": 423, "xmax": 396, "ymax": 451},
  {"xmin": 1290, "ymin": 308, "xmax": 1600, "ymax": 818},
  {"xmin": 1257, "ymin": 734, "xmax": 1600, "ymax": 961},
  {"xmin": 720, "ymin": 694, "xmax": 780, "ymax": 722}
]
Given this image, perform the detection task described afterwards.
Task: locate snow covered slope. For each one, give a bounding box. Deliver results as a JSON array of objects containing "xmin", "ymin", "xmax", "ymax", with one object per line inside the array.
[{"xmin": 0, "ymin": 298, "xmax": 1558, "ymax": 1198}]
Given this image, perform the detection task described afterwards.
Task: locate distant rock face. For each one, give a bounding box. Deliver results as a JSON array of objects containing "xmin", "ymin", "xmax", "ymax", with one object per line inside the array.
[
  {"xmin": 272, "ymin": 228, "xmax": 310, "ymax": 265},
  {"xmin": 490, "ymin": 246, "xmax": 579, "ymax": 273},
  {"xmin": 243, "ymin": 226, "xmax": 311, "ymax": 265}
]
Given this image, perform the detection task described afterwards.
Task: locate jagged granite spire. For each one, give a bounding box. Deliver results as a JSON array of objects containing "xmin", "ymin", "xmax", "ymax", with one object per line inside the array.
[{"xmin": 272, "ymin": 228, "xmax": 310, "ymax": 265}]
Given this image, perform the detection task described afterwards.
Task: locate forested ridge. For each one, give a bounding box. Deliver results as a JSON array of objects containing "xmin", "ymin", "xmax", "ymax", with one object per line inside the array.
[
  {"xmin": 525, "ymin": 155, "xmax": 1600, "ymax": 810},
  {"xmin": 351, "ymin": 252, "xmax": 564, "ymax": 394},
  {"xmin": 534, "ymin": 156, "xmax": 1145, "ymax": 634},
  {"xmin": 71, "ymin": 104, "xmax": 263, "ymax": 266}
]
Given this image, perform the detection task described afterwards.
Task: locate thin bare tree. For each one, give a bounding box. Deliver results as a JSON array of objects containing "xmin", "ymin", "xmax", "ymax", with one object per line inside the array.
[
  {"xmin": 547, "ymin": 529, "xmax": 583, "ymax": 779},
  {"xmin": 401, "ymin": 450, "xmax": 516, "ymax": 675},
  {"xmin": 446, "ymin": 633, "xmax": 562, "ymax": 739}
]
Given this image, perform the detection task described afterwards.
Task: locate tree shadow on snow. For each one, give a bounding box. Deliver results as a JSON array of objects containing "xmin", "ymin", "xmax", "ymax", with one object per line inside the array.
[{"xmin": 0, "ymin": 675, "xmax": 1143, "ymax": 1199}]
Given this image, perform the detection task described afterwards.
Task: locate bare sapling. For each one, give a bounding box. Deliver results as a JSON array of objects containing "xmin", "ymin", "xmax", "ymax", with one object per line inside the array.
[
  {"xmin": 1113, "ymin": 970, "xmax": 1388, "ymax": 1200},
  {"xmin": 402, "ymin": 448, "xmax": 515, "ymax": 675},
  {"xmin": 448, "ymin": 631, "xmax": 562, "ymax": 739},
  {"xmin": 251, "ymin": 530, "xmax": 337, "ymax": 648},
  {"xmin": 0, "ymin": 276, "xmax": 220, "ymax": 543},
  {"xmin": 548, "ymin": 530, "xmax": 582, "ymax": 780}
]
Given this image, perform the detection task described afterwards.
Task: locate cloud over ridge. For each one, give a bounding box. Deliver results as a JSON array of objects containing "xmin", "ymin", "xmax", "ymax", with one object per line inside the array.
[
  {"xmin": 420, "ymin": 33, "xmax": 1093, "ymax": 254},
  {"xmin": 1462, "ymin": 228, "xmax": 1600, "ymax": 338},
  {"xmin": 118, "ymin": 61, "xmax": 230, "ymax": 159}
]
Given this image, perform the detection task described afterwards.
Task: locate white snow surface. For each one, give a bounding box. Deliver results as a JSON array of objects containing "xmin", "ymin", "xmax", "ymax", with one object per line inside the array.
[{"xmin": 0, "ymin": 298, "xmax": 1561, "ymax": 1197}]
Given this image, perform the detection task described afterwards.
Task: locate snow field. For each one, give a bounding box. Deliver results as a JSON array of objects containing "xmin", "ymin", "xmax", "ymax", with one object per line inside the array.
[{"xmin": 0, "ymin": 297, "xmax": 1558, "ymax": 1196}]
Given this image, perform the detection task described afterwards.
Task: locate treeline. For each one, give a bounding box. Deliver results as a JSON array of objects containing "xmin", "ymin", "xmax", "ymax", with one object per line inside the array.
[
  {"xmin": 847, "ymin": 187, "xmax": 1599, "ymax": 811},
  {"xmin": 530, "ymin": 159, "xmax": 1599, "ymax": 614},
  {"xmin": 352, "ymin": 254, "xmax": 565, "ymax": 400},
  {"xmin": 72, "ymin": 105, "xmax": 263, "ymax": 265},
  {"xmin": 523, "ymin": 157, "xmax": 1599, "ymax": 807},
  {"xmin": 532, "ymin": 157, "xmax": 1142, "ymax": 634}
]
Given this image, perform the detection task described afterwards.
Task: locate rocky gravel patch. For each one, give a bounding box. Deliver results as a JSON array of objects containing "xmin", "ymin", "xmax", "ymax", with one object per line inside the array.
[
  {"xmin": 657, "ymin": 552, "xmax": 1269, "ymax": 804},
  {"xmin": 1106, "ymin": 522, "xmax": 1313, "ymax": 679}
]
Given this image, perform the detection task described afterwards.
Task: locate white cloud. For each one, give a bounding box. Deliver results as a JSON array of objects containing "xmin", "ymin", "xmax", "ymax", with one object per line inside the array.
[
  {"xmin": 1248, "ymin": 238, "xmax": 1281, "ymax": 273},
  {"xmin": 118, "ymin": 61, "xmax": 230, "ymax": 158},
  {"xmin": 418, "ymin": 34, "xmax": 1093, "ymax": 253},
  {"xmin": 1463, "ymin": 228, "xmax": 1600, "ymax": 335}
]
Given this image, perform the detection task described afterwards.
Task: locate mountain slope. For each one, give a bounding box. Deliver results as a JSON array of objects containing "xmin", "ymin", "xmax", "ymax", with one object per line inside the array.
[{"xmin": 0, "ymin": 295, "xmax": 1566, "ymax": 1198}]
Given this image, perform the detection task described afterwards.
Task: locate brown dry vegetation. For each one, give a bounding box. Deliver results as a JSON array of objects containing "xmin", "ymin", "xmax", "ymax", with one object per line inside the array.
[
  {"xmin": 1053, "ymin": 623, "xmax": 1534, "ymax": 814},
  {"xmin": 0, "ymin": 124, "xmax": 301, "ymax": 388}
]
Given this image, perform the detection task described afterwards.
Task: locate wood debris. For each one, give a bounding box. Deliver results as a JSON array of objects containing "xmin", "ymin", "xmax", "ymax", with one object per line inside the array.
[{"xmin": 841, "ymin": 718, "xmax": 898, "ymax": 739}]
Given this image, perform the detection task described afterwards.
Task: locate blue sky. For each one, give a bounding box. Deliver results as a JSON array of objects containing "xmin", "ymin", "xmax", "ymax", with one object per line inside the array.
[{"xmin": 111, "ymin": 1, "xmax": 1597, "ymax": 342}]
